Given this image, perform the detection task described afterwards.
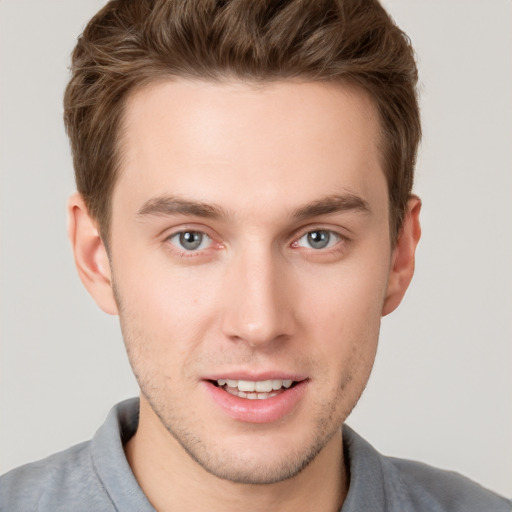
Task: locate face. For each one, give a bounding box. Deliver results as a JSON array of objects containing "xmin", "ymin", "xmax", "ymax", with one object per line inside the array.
[{"xmin": 106, "ymin": 80, "xmax": 396, "ymax": 484}]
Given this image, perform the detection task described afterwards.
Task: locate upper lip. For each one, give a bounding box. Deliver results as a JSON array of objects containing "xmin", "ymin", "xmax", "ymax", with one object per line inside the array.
[{"xmin": 203, "ymin": 372, "xmax": 308, "ymax": 382}]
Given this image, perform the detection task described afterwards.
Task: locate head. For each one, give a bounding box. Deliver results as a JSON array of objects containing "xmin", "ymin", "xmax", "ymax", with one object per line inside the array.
[
  {"xmin": 64, "ymin": 0, "xmax": 420, "ymax": 246},
  {"xmin": 66, "ymin": 0, "xmax": 421, "ymax": 488}
]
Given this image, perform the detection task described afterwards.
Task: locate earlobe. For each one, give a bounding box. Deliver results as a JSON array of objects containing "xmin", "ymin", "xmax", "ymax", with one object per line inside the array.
[
  {"xmin": 382, "ymin": 196, "xmax": 422, "ymax": 317},
  {"xmin": 67, "ymin": 192, "xmax": 118, "ymax": 315}
]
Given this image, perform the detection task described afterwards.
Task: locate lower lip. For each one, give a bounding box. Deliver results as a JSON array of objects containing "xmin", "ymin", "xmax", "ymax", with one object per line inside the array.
[{"xmin": 203, "ymin": 380, "xmax": 308, "ymax": 424}]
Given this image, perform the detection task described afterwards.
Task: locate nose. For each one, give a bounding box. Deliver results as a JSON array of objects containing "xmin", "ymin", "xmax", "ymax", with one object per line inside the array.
[{"xmin": 220, "ymin": 247, "xmax": 295, "ymax": 348}]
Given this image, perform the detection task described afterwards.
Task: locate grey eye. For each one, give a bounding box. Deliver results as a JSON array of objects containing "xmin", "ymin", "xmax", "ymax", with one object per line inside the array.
[
  {"xmin": 297, "ymin": 230, "xmax": 339, "ymax": 250},
  {"xmin": 169, "ymin": 231, "xmax": 211, "ymax": 251}
]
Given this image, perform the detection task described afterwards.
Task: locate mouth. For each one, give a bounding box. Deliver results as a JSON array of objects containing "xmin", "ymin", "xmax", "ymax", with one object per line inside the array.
[
  {"xmin": 204, "ymin": 375, "xmax": 307, "ymax": 423},
  {"xmin": 210, "ymin": 378, "xmax": 297, "ymax": 400}
]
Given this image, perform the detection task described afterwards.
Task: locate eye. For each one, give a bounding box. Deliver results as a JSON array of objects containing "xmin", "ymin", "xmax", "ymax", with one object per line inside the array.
[
  {"xmin": 168, "ymin": 231, "xmax": 212, "ymax": 251},
  {"xmin": 296, "ymin": 229, "xmax": 340, "ymax": 250}
]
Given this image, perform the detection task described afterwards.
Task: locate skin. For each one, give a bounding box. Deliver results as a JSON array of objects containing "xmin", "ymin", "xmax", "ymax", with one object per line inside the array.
[{"xmin": 68, "ymin": 80, "xmax": 421, "ymax": 512}]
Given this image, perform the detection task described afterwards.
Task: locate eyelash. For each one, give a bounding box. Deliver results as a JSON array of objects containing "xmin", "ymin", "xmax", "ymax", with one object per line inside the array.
[
  {"xmin": 165, "ymin": 229, "xmax": 217, "ymax": 258},
  {"xmin": 292, "ymin": 229, "xmax": 343, "ymax": 251},
  {"xmin": 163, "ymin": 227, "xmax": 349, "ymax": 258}
]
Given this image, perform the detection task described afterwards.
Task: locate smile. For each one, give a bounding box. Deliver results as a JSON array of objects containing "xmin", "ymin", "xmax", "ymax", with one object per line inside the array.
[
  {"xmin": 204, "ymin": 376, "xmax": 307, "ymax": 423},
  {"xmin": 214, "ymin": 379, "xmax": 295, "ymax": 400}
]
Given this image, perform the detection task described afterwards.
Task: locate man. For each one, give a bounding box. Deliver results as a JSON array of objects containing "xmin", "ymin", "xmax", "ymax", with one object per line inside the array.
[{"xmin": 0, "ymin": 0, "xmax": 510, "ymax": 510}]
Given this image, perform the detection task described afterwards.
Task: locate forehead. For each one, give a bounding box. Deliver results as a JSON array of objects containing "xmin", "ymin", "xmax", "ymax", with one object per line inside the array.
[{"xmin": 114, "ymin": 79, "xmax": 386, "ymax": 218}]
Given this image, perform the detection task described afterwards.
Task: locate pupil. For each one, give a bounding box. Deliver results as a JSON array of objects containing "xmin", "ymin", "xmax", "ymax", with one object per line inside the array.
[
  {"xmin": 307, "ymin": 230, "xmax": 329, "ymax": 249},
  {"xmin": 180, "ymin": 231, "xmax": 202, "ymax": 250}
]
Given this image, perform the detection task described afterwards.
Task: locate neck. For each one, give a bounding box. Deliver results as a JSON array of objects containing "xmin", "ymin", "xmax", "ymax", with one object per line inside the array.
[{"xmin": 125, "ymin": 396, "xmax": 348, "ymax": 512}]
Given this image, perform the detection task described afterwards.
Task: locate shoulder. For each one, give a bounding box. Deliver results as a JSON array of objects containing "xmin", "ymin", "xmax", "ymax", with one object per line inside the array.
[
  {"xmin": 342, "ymin": 425, "xmax": 511, "ymax": 512},
  {"xmin": 0, "ymin": 441, "xmax": 114, "ymax": 512},
  {"xmin": 383, "ymin": 456, "xmax": 512, "ymax": 512}
]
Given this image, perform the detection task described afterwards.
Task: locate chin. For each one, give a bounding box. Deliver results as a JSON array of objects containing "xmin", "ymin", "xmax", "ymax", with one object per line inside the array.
[
  {"xmin": 188, "ymin": 440, "xmax": 326, "ymax": 485},
  {"xmin": 162, "ymin": 415, "xmax": 340, "ymax": 486}
]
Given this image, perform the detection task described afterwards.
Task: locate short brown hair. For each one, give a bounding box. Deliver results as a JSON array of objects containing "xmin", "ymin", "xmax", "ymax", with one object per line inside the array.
[{"xmin": 64, "ymin": 0, "xmax": 420, "ymax": 242}]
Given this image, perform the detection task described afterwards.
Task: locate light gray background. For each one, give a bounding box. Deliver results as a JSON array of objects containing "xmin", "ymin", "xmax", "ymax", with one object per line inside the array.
[{"xmin": 1, "ymin": 0, "xmax": 511, "ymax": 498}]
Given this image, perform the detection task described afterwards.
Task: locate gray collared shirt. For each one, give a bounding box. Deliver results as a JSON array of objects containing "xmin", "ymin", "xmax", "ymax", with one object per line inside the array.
[{"xmin": 1, "ymin": 398, "xmax": 510, "ymax": 511}]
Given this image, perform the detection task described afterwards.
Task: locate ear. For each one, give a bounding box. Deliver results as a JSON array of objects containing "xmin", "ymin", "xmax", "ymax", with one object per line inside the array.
[
  {"xmin": 382, "ymin": 196, "xmax": 421, "ymax": 317},
  {"xmin": 67, "ymin": 192, "xmax": 118, "ymax": 315}
]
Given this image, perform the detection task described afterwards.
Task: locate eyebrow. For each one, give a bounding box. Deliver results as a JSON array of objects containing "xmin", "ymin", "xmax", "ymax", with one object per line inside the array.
[
  {"xmin": 137, "ymin": 196, "xmax": 224, "ymax": 219},
  {"xmin": 292, "ymin": 193, "xmax": 371, "ymax": 219},
  {"xmin": 136, "ymin": 192, "xmax": 370, "ymax": 221}
]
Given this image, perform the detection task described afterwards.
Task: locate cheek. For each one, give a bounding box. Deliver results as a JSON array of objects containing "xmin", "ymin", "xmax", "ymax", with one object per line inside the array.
[
  {"xmin": 300, "ymin": 254, "xmax": 389, "ymax": 334},
  {"xmin": 297, "ymin": 251, "xmax": 389, "ymax": 373},
  {"xmin": 112, "ymin": 255, "xmax": 227, "ymax": 371}
]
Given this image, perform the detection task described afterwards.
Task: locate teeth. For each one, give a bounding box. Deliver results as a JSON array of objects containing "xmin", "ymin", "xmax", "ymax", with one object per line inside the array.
[
  {"xmin": 217, "ymin": 378, "xmax": 295, "ymax": 393},
  {"xmin": 225, "ymin": 387, "xmax": 279, "ymax": 399},
  {"xmin": 271, "ymin": 379, "xmax": 282, "ymax": 390},
  {"xmin": 255, "ymin": 380, "xmax": 273, "ymax": 392},
  {"xmin": 238, "ymin": 380, "xmax": 257, "ymax": 392}
]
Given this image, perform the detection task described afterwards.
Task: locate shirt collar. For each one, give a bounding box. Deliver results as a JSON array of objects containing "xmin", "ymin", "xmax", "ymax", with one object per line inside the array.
[{"xmin": 91, "ymin": 398, "xmax": 155, "ymax": 511}]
